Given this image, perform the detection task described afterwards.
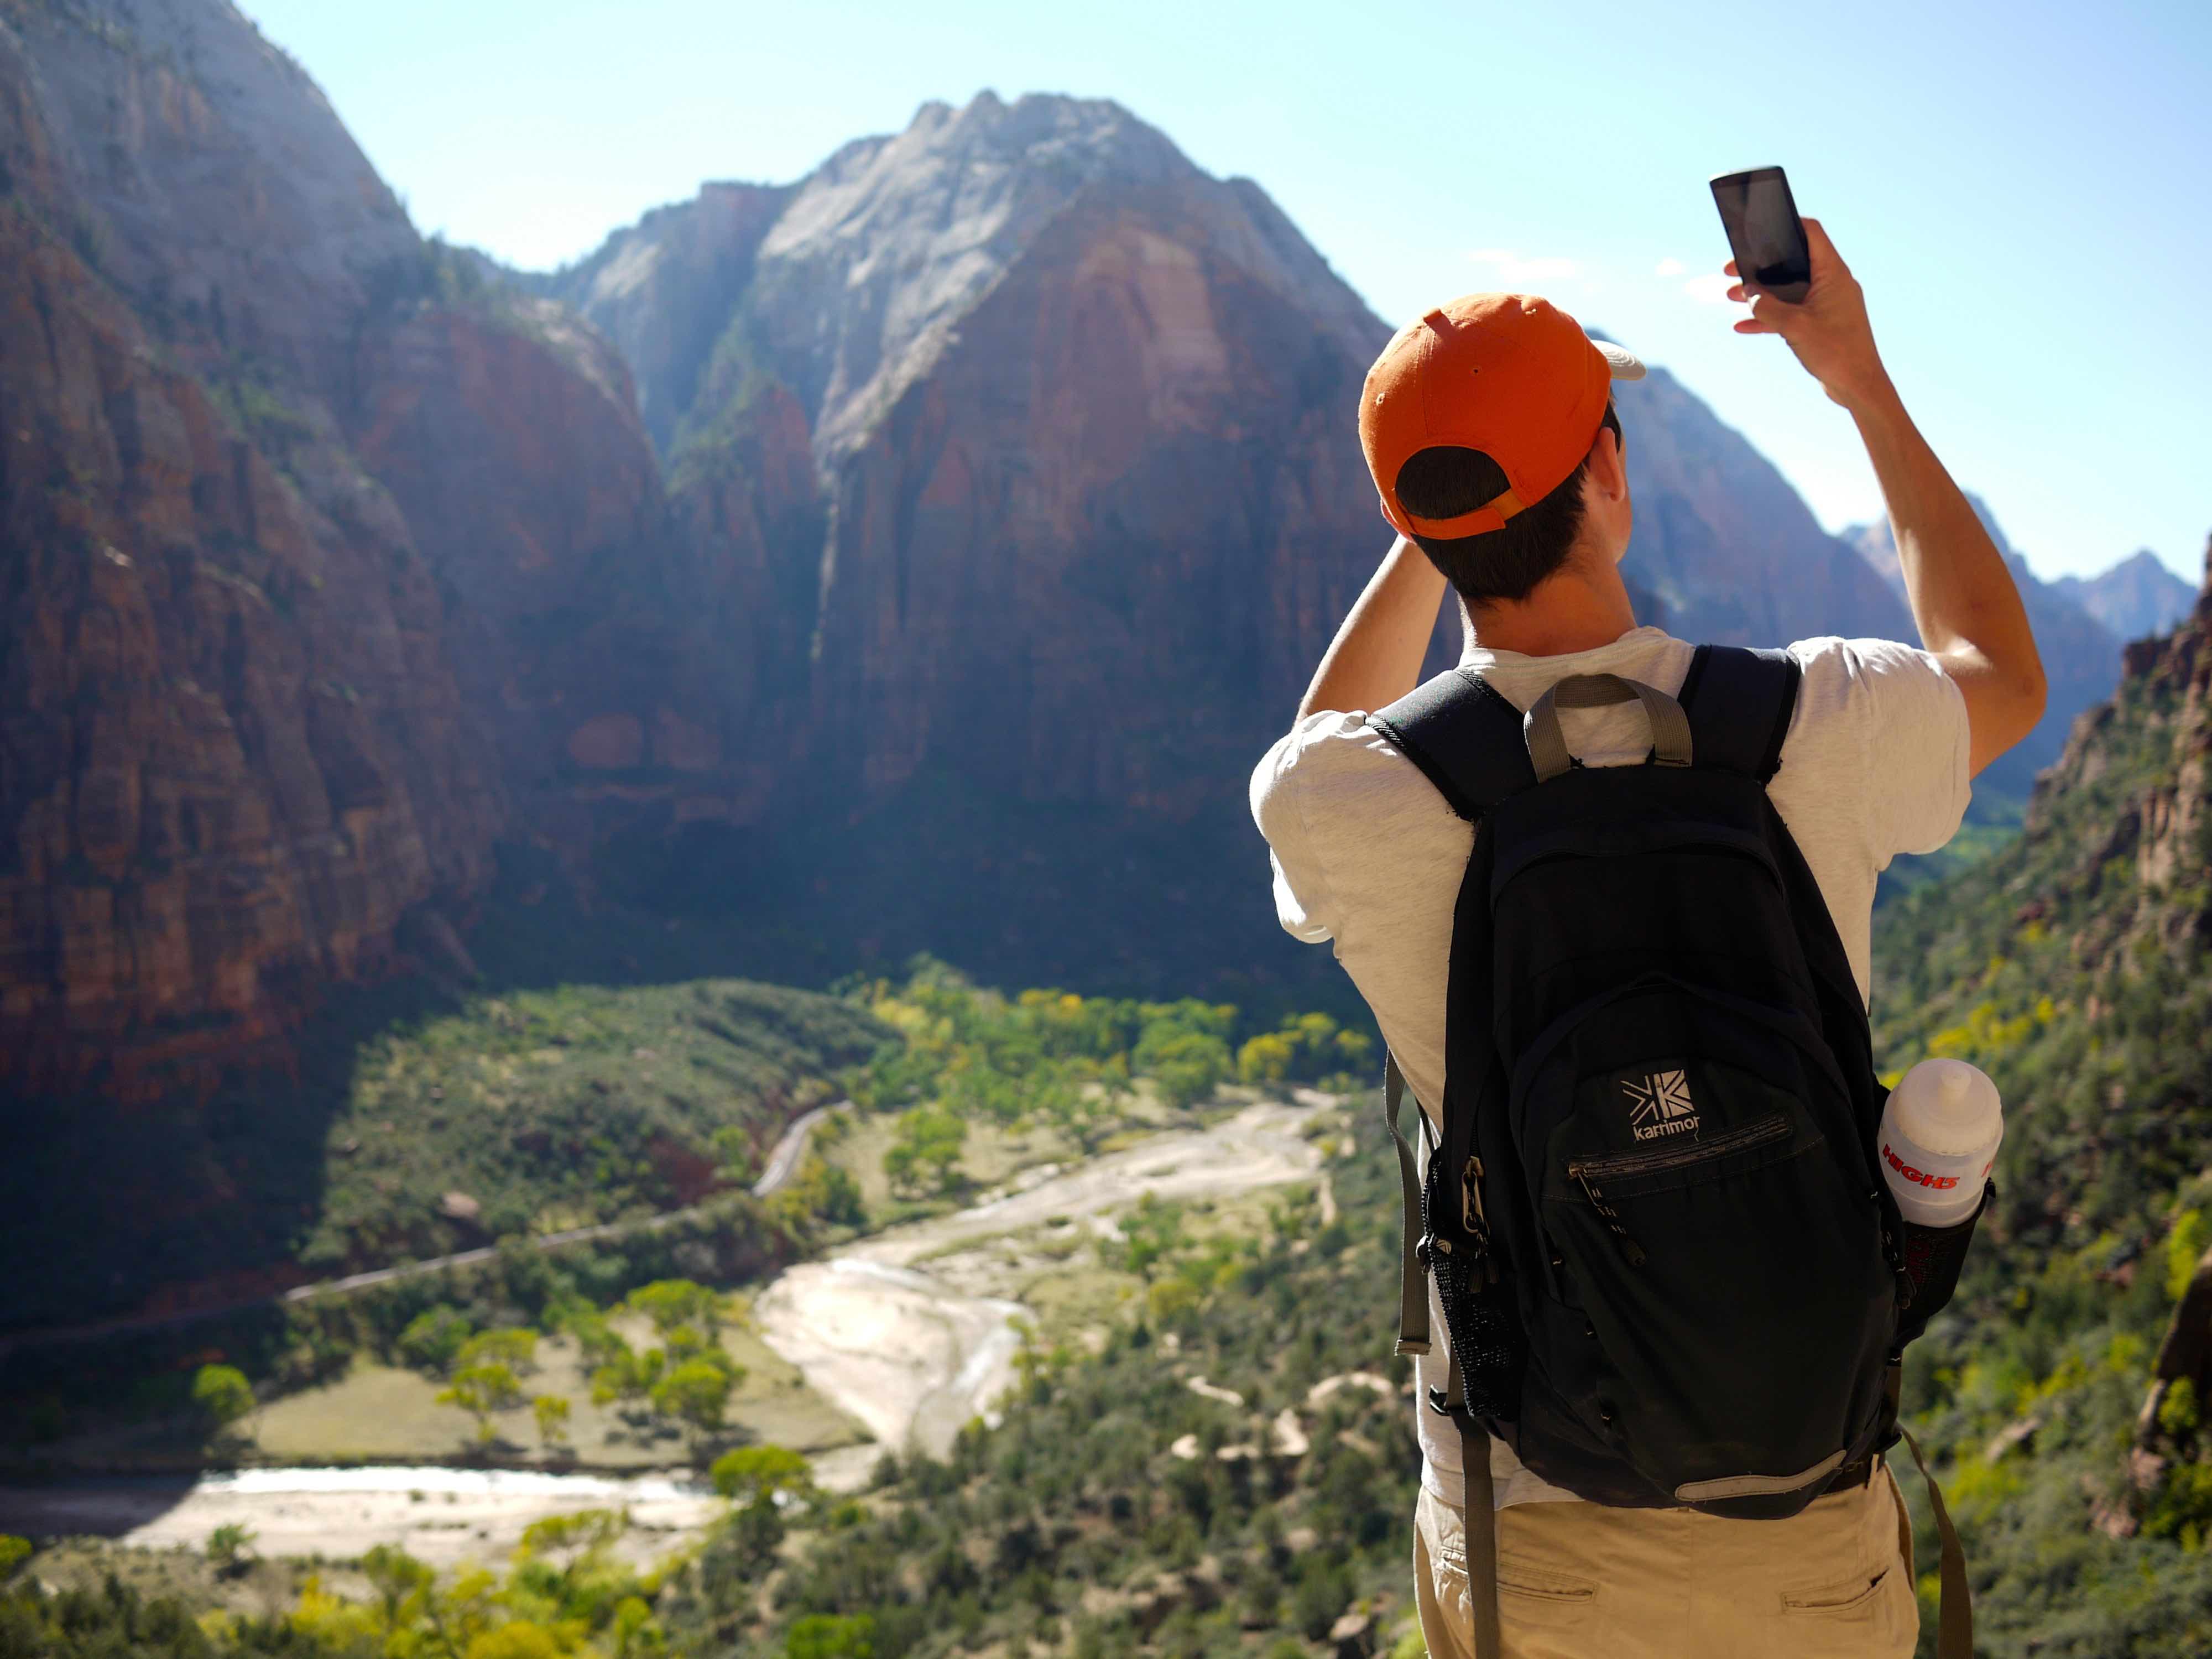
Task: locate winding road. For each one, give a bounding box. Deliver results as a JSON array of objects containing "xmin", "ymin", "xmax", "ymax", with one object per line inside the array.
[{"xmin": 0, "ymin": 1103, "xmax": 851, "ymax": 1364}]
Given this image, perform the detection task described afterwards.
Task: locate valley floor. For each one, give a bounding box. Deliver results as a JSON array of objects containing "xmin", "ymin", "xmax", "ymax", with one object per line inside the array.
[{"xmin": 0, "ymin": 1089, "xmax": 1342, "ymax": 1568}]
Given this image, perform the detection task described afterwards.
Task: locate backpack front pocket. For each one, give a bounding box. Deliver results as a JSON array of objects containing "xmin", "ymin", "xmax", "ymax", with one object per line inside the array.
[{"xmin": 1521, "ymin": 976, "xmax": 1897, "ymax": 1516}]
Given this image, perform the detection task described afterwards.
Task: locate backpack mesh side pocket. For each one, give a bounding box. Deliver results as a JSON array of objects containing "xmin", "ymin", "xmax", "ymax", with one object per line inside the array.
[{"xmin": 1422, "ymin": 1149, "xmax": 1526, "ymax": 1420}]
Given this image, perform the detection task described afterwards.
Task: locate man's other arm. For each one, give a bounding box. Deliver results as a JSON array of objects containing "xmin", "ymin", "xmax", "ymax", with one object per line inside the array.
[
  {"xmin": 1728, "ymin": 221, "xmax": 2047, "ymax": 777},
  {"xmin": 1296, "ymin": 536, "xmax": 1451, "ymax": 721}
]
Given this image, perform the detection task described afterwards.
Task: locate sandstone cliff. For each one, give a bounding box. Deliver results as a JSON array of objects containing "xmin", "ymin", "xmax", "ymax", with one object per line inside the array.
[
  {"xmin": 0, "ymin": 1, "xmax": 506, "ymax": 1092},
  {"xmin": 0, "ymin": 24, "xmax": 2078, "ymax": 1092},
  {"xmin": 548, "ymin": 91, "xmax": 1916, "ymax": 834},
  {"xmin": 2027, "ymin": 532, "xmax": 2212, "ymax": 945},
  {"xmin": 0, "ymin": 0, "xmax": 685, "ymax": 1091}
]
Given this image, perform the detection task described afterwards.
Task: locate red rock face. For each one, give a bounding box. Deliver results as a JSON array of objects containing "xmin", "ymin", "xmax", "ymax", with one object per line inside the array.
[
  {"xmin": 0, "ymin": 205, "xmax": 500, "ymax": 1095},
  {"xmin": 348, "ymin": 299, "xmax": 671, "ymax": 787},
  {"xmin": 0, "ymin": 2, "xmax": 696, "ymax": 1093},
  {"xmin": 796, "ymin": 192, "xmax": 1381, "ymax": 816}
]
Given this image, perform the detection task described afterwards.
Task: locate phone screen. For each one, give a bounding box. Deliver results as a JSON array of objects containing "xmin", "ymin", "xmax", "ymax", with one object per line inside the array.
[{"xmin": 1711, "ymin": 168, "xmax": 1811, "ymax": 301}]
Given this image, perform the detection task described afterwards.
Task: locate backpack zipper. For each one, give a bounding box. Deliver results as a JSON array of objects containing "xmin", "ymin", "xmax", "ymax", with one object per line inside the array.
[
  {"xmin": 1460, "ymin": 1155, "xmax": 1497, "ymax": 1283},
  {"xmin": 1567, "ymin": 1112, "xmax": 1792, "ymax": 1183},
  {"xmin": 1565, "ymin": 1113, "xmax": 1793, "ymax": 1267},
  {"xmin": 1570, "ymin": 1170, "xmax": 1647, "ymax": 1266}
]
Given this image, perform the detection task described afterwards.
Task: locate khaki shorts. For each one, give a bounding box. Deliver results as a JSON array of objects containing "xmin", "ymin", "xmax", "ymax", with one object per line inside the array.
[{"xmin": 1412, "ymin": 1467, "xmax": 1919, "ymax": 1659}]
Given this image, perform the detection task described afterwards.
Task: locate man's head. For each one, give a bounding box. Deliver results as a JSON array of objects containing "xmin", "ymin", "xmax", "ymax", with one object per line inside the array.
[{"xmin": 1358, "ymin": 294, "xmax": 1642, "ymax": 611}]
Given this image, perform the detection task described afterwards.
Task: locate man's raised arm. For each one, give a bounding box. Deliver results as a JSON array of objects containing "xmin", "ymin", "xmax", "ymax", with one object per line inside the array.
[
  {"xmin": 1296, "ymin": 536, "xmax": 1451, "ymax": 723},
  {"xmin": 1728, "ymin": 220, "xmax": 2047, "ymax": 777}
]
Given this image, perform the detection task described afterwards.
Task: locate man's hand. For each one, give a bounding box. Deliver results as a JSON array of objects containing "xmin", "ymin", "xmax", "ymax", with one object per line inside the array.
[
  {"xmin": 1724, "ymin": 218, "xmax": 1893, "ymax": 413},
  {"xmin": 1726, "ymin": 218, "xmax": 2047, "ymax": 775}
]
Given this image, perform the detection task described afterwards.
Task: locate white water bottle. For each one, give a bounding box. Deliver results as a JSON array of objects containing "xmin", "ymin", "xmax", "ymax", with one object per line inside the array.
[{"xmin": 1878, "ymin": 1059, "xmax": 2002, "ymax": 1228}]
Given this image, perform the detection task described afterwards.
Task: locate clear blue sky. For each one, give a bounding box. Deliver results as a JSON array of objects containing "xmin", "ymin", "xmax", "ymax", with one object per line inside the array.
[{"xmin": 241, "ymin": 0, "xmax": 2210, "ymax": 585}]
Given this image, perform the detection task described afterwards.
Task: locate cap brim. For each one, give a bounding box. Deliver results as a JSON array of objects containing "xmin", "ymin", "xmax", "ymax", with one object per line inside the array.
[{"xmin": 1595, "ymin": 340, "xmax": 1645, "ymax": 381}]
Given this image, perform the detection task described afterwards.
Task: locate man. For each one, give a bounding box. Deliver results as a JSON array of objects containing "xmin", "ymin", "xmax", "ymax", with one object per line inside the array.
[{"xmin": 1249, "ymin": 219, "xmax": 2046, "ymax": 1657}]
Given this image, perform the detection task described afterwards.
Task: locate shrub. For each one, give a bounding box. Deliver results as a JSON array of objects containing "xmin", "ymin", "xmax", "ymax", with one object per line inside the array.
[
  {"xmin": 190, "ymin": 1364, "xmax": 255, "ymax": 1433},
  {"xmin": 884, "ymin": 1106, "xmax": 967, "ymax": 1195},
  {"xmin": 626, "ymin": 1280, "xmax": 724, "ymax": 1335},
  {"xmin": 398, "ymin": 1306, "xmax": 476, "ymax": 1374},
  {"xmin": 532, "ymin": 1395, "xmax": 571, "ymax": 1448},
  {"xmin": 712, "ymin": 1444, "xmax": 816, "ymax": 1506},
  {"xmin": 789, "ymin": 1613, "xmax": 875, "ymax": 1659},
  {"xmin": 458, "ymin": 1328, "xmax": 539, "ymax": 1375},
  {"xmin": 437, "ymin": 1361, "xmax": 523, "ymax": 1442},
  {"xmin": 652, "ymin": 1358, "xmax": 737, "ymax": 1442}
]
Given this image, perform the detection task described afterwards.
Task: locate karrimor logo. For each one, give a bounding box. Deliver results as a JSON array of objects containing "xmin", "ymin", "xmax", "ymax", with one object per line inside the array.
[{"xmin": 1624, "ymin": 1070, "xmax": 1700, "ymax": 1141}]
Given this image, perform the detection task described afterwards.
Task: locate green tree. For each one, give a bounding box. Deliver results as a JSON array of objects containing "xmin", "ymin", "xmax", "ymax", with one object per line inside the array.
[
  {"xmin": 651, "ymin": 1358, "xmax": 737, "ymax": 1444},
  {"xmin": 533, "ymin": 1394, "xmax": 571, "ymax": 1448},
  {"xmin": 438, "ymin": 1361, "xmax": 524, "ymax": 1443},
  {"xmin": 711, "ymin": 1444, "xmax": 817, "ymax": 1506},
  {"xmin": 567, "ymin": 1312, "xmax": 632, "ymax": 1371},
  {"xmin": 1237, "ymin": 1031, "xmax": 1296, "ymax": 1084},
  {"xmin": 884, "ymin": 1104, "xmax": 967, "ymax": 1195},
  {"xmin": 625, "ymin": 1280, "xmax": 723, "ymax": 1336},
  {"xmin": 790, "ymin": 1156, "xmax": 868, "ymax": 1227},
  {"xmin": 1133, "ymin": 1007, "xmax": 1235, "ymax": 1109},
  {"xmin": 460, "ymin": 1328, "xmax": 540, "ymax": 1375},
  {"xmin": 398, "ymin": 1306, "xmax": 476, "ymax": 1374},
  {"xmin": 592, "ymin": 1346, "xmax": 665, "ymax": 1410},
  {"xmin": 709, "ymin": 1123, "xmax": 760, "ymax": 1187},
  {"xmin": 206, "ymin": 1521, "xmax": 257, "ymax": 1575},
  {"xmin": 612, "ymin": 1595, "xmax": 665, "ymax": 1658},
  {"xmin": 789, "ymin": 1613, "xmax": 875, "ymax": 1659},
  {"xmin": 0, "ymin": 1536, "xmax": 31, "ymax": 1580},
  {"xmin": 191, "ymin": 1364, "xmax": 256, "ymax": 1436}
]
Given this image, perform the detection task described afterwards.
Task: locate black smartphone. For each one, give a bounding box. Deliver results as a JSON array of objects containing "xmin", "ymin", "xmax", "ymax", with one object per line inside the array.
[{"xmin": 1710, "ymin": 166, "xmax": 1812, "ymax": 304}]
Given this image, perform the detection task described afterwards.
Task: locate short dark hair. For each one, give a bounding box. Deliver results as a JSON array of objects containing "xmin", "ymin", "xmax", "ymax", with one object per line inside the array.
[{"xmin": 1395, "ymin": 404, "xmax": 1623, "ymax": 608}]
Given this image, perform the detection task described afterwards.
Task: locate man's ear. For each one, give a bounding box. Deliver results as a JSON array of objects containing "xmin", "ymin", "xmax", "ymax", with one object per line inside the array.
[{"xmin": 1585, "ymin": 421, "xmax": 1628, "ymax": 502}]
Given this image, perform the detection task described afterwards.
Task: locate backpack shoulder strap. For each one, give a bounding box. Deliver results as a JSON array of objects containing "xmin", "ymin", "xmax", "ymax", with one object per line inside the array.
[
  {"xmin": 1366, "ymin": 669, "xmax": 1537, "ymax": 820},
  {"xmin": 1677, "ymin": 644, "xmax": 1802, "ymax": 782}
]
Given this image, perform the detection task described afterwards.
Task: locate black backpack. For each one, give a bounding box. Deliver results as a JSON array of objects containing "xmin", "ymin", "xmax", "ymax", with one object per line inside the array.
[{"xmin": 1368, "ymin": 646, "xmax": 1975, "ymax": 1659}]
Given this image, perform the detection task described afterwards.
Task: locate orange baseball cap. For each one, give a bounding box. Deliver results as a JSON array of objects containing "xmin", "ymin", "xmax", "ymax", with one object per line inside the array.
[{"xmin": 1359, "ymin": 293, "xmax": 1644, "ymax": 540}]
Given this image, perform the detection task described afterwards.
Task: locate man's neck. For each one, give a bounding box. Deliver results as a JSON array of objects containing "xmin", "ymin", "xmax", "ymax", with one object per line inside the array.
[{"xmin": 1464, "ymin": 556, "xmax": 1640, "ymax": 658}]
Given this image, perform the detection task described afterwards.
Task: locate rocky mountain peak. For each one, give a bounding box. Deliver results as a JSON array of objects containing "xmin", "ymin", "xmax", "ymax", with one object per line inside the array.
[
  {"xmin": 2053, "ymin": 547, "xmax": 2202, "ymax": 644},
  {"xmin": 4, "ymin": 0, "xmax": 419, "ymax": 389},
  {"xmin": 743, "ymin": 91, "xmax": 1204, "ymax": 458},
  {"xmin": 549, "ymin": 90, "xmax": 1384, "ymax": 471}
]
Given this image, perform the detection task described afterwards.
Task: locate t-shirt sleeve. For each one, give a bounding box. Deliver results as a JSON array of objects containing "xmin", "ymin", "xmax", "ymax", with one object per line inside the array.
[
  {"xmin": 1790, "ymin": 636, "xmax": 1973, "ymax": 858},
  {"xmin": 1249, "ymin": 714, "xmax": 1358, "ymax": 943}
]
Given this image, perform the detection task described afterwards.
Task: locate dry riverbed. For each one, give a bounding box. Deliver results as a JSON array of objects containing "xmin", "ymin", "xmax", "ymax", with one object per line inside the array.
[
  {"xmin": 1, "ymin": 1092, "xmax": 1340, "ymax": 1565},
  {"xmin": 753, "ymin": 1095, "xmax": 1331, "ymax": 1459}
]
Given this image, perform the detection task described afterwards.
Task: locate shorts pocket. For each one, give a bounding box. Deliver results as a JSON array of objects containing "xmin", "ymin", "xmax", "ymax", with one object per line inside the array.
[
  {"xmin": 1496, "ymin": 1556, "xmax": 1599, "ymax": 1603},
  {"xmin": 1780, "ymin": 1563, "xmax": 1891, "ymax": 1618}
]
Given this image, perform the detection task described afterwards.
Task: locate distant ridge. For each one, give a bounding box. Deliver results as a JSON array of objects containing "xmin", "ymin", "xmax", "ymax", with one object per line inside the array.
[
  {"xmin": 1844, "ymin": 495, "xmax": 2122, "ymax": 790},
  {"xmin": 2054, "ymin": 549, "xmax": 2199, "ymax": 643}
]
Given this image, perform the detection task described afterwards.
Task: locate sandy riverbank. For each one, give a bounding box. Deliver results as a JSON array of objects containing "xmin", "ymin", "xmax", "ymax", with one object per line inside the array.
[
  {"xmin": 3, "ymin": 1093, "xmax": 1335, "ymax": 1564},
  {"xmin": 752, "ymin": 1097, "xmax": 1328, "ymax": 1458}
]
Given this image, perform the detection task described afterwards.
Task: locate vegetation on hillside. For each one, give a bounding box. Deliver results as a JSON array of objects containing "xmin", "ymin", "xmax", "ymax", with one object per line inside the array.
[
  {"xmin": 294, "ymin": 977, "xmax": 886, "ymax": 1270},
  {"xmin": 3, "ymin": 1100, "xmax": 1411, "ymax": 1659},
  {"xmin": 852, "ymin": 961, "xmax": 1370, "ymax": 1147},
  {"xmin": 1871, "ymin": 636, "xmax": 2212, "ymax": 1655},
  {"xmin": 6, "ymin": 862, "xmax": 896, "ymax": 1336}
]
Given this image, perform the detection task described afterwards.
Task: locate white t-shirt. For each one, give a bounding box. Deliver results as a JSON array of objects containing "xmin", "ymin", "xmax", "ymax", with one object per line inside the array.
[{"xmin": 1249, "ymin": 625, "xmax": 1971, "ymax": 1507}]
